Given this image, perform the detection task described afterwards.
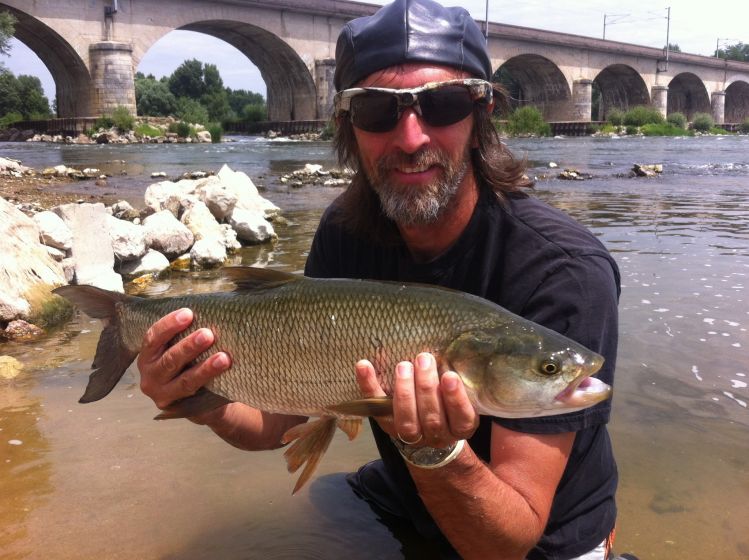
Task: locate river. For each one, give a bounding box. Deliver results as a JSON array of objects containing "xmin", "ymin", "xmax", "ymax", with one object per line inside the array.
[{"xmin": 1, "ymin": 135, "xmax": 748, "ymax": 559}]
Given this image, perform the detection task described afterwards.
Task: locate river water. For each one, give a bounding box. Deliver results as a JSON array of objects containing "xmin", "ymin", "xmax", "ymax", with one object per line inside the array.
[{"xmin": 1, "ymin": 135, "xmax": 748, "ymax": 559}]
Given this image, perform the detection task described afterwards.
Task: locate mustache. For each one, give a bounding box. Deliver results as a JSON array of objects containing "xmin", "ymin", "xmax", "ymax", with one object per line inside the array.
[{"xmin": 377, "ymin": 148, "xmax": 446, "ymax": 172}]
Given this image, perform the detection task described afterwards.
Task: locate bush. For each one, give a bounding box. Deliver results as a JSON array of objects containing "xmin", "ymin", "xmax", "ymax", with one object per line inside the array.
[
  {"xmin": 623, "ymin": 106, "xmax": 664, "ymax": 127},
  {"xmin": 507, "ymin": 106, "xmax": 551, "ymax": 137},
  {"xmin": 740, "ymin": 118, "xmax": 749, "ymax": 134},
  {"xmin": 0, "ymin": 111, "xmax": 23, "ymax": 128},
  {"xmin": 691, "ymin": 112, "xmax": 714, "ymax": 132},
  {"xmin": 641, "ymin": 123, "xmax": 693, "ymax": 137},
  {"xmin": 135, "ymin": 122, "xmax": 162, "ymax": 138},
  {"xmin": 666, "ymin": 112, "xmax": 687, "ymax": 129},
  {"xmin": 242, "ymin": 102, "xmax": 267, "ymax": 123},
  {"xmin": 175, "ymin": 97, "xmax": 210, "ymax": 126},
  {"xmin": 207, "ymin": 122, "xmax": 222, "ymax": 143},
  {"xmin": 625, "ymin": 125, "xmax": 639, "ymax": 136},
  {"xmin": 607, "ymin": 109, "xmax": 625, "ymax": 126},
  {"xmin": 168, "ymin": 121, "xmax": 194, "ymax": 138},
  {"xmin": 111, "ymin": 105, "xmax": 135, "ymax": 132},
  {"xmin": 94, "ymin": 115, "xmax": 115, "ymax": 130}
]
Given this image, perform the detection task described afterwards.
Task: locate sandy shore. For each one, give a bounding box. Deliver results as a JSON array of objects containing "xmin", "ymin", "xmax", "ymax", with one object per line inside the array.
[{"xmin": 0, "ymin": 174, "xmax": 124, "ymax": 209}]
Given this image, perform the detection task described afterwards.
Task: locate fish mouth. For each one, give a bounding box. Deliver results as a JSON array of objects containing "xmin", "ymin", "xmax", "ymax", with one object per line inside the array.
[{"xmin": 555, "ymin": 375, "xmax": 612, "ymax": 407}]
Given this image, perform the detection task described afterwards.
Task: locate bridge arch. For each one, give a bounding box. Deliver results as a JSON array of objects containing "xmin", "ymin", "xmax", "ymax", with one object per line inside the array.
[
  {"xmin": 667, "ymin": 73, "xmax": 710, "ymax": 119},
  {"xmin": 0, "ymin": 3, "xmax": 92, "ymax": 117},
  {"xmin": 725, "ymin": 80, "xmax": 749, "ymax": 123},
  {"xmin": 168, "ymin": 21, "xmax": 317, "ymax": 121},
  {"xmin": 593, "ymin": 64, "xmax": 650, "ymax": 119},
  {"xmin": 495, "ymin": 55, "xmax": 571, "ymax": 121}
]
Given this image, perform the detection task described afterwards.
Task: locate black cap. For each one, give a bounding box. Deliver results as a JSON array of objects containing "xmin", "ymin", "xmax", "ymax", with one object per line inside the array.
[{"xmin": 334, "ymin": 0, "xmax": 492, "ymax": 91}]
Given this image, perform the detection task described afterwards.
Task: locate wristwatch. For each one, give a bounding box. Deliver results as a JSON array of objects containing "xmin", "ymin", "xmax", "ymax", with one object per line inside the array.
[{"xmin": 391, "ymin": 437, "xmax": 466, "ymax": 469}]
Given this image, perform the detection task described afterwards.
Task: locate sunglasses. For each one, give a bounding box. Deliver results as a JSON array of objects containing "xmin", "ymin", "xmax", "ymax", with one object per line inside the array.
[{"xmin": 333, "ymin": 79, "xmax": 493, "ymax": 133}]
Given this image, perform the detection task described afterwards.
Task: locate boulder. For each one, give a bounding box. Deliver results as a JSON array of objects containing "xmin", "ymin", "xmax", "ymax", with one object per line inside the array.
[
  {"xmin": 144, "ymin": 180, "xmax": 197, "ymax": 216},
  {"xmin": 196, "ymin": 130, "xmax": 212, "ymax": 143},
  {"xmin": 229, "ymin": 207, "xmax": 277, "ymax": 244},
  {"xmin": 143, "ymin": 210, "xmax": 194, "ymax": 258},
  {"xmin": 119, "ymin": 249, "xmax": 170, "ymax": 279},
  {"xmin": 216, "ymin": 164, "xmax": 280, "ymax": 219},
  {"xmin": 220, "ymin": 223, "xmax": 242, "ymax": 252},
  {"xmin": 0, "ymin": 197, "xmax": 66, "ymax": 322},
  {"xmin": 3, "ymin": 320, "xmax": 43, "ymax": 340},
  {"xmin": 0, "ymin": 356, "xmax": 24, "ymax": 379},
  {"xmin": 33, "ymin": 210, "xmax": 73, "ymax": 251},
  {"xmin": 195, "ymin": 176, "xmax": 238, "ymax": 221},
  {"xmin": 190, "ymin": 238, "xmax": 226, "ymax": 269},
  {"xmin": 110, "ymin": 200, "xmax": 140, "ymax": 221},
  {"xmin": 53, "ymin": 202, "xmax": 123, "ymax": 292},
  {"xmin": 107, "ymin": 215, "xmax": 148, "ymax": 262}
]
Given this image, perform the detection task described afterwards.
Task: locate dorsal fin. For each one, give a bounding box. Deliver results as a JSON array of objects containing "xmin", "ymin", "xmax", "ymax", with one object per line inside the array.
[{"xmin": 224, "ymin": 266, "xmax": 301, "ymax": 292}]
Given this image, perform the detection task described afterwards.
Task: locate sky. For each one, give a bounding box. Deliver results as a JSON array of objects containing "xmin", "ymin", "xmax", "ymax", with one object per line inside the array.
[{"xmin": 1, "ymin": 0, "xmax": 747, "ymax": 103}]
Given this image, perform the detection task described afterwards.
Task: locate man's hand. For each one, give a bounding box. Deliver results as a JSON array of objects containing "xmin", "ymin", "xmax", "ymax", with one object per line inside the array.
[
  {"xmin": 355, "ymin": 352, "xmax": 479, "ymax": 448},
  {"xmin": 137, "ymin": 308, "xmax": 231, "ymax": 418}
]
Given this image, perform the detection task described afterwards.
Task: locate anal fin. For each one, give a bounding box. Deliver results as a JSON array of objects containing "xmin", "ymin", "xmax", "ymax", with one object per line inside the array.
[{"xmin": 282, "ymin": 417, "xmax": 337, "ymax": 494}]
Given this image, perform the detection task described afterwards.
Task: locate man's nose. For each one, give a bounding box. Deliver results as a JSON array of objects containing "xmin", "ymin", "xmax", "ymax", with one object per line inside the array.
[{"xmin": 390, "ymin": 108, "xmax": 430, "ymax": 154}]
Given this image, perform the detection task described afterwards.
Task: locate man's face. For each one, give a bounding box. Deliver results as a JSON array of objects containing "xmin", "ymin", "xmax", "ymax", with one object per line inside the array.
[{"xmin": 352, "ymin": 65, "xmax": 476, "ymax": 227}]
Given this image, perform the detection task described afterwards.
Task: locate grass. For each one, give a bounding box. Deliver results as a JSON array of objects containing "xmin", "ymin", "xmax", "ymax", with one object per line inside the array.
[
  {"xmin": 135, "ymin": 123, "xmax": 162, "ymax": 138},
  {"xmin": 641, "ymin": 123, "xmax": 694, "ymax": 137}
]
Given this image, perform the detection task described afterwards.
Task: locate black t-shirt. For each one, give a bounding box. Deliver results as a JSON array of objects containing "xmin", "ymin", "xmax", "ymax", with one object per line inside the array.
[{"xmin": 304, "ymin": 187, "xmax": 620, "ymax": 560}]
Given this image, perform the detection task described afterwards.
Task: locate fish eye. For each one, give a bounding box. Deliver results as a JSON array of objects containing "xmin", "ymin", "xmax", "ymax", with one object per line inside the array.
[{"xmin": 539, "ymin": 359, "xmax": 560, "ymax": 376}]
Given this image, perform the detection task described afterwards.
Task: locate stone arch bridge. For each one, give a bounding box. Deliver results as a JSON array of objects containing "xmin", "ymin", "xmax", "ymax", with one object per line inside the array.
[{"xmin": 2, "ymin": 0, "xmax": 748, "ymax": 124}]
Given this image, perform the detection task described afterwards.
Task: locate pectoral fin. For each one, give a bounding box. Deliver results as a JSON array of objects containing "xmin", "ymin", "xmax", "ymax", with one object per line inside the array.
[
  {"xmin": 282, "ymin": 417, "xmax": 338, "ymax": 494},
  {"xmin": 325, "ymin": 397, "xmax": 393, "ymax": 417}
]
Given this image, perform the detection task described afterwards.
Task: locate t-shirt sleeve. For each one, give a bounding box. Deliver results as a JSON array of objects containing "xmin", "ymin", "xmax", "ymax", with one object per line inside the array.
[{"xmin": 493, "ymin": 252, "xmax": 620, "ymax": 434}]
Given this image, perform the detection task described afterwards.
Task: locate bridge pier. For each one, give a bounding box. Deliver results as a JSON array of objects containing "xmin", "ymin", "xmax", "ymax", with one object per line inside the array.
[
  {"xmin": 571, "ymin": 79, "xmax": 592, "ymax": 121},
  {"xmin": 711, "ymin": 91, "xmax": 726, "ymax": 124},
  {"xmin": 315, "ymin": 59, "xmax": 336, "ymax": 121},
  {"xmin": 651, "ymin": 85, "xmax": 668, "ymax": 117},
  {"xmin": 89, "ymin": 41, "xmax": 137, "ymax": 117}
]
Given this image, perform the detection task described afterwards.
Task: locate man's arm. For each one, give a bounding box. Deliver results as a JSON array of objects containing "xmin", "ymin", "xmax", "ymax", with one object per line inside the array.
[
  {"xmin": 356, "ymin": 354, "xmax": 572, "ymax": 560},
  {"xmin": 137, "ymin": 308, "xmax": 306, "ymax": 450}
]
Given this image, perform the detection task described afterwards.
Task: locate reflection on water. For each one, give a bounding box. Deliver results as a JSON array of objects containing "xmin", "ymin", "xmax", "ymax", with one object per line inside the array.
[{"xmin": 1, "ymin": 136, "xmax": 748, "ymax": 559}]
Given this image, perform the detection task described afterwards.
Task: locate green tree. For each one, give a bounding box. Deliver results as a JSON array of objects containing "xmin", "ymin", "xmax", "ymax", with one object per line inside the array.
[
  {"xmin": 0, "ymin": 11, "xmax": 15, "ymax": 56},
  {"xmin": 715, "ymin": 42, "xmax": 749, "ymax": 62},
  {"xmin": 135, "ymin": 74, "xmax": 177, "ymax": 116},
  {"xmin": 168, "ymin": 59, "xmax": 207, "ymax": 99},
  {"xmin": 665, "ymin": 43, "xmax": 681, "ymax": 53},
  {"xmin": 0, "ymin": 68, "xmax": 50, "ymax": 119},
  {"xmin": 175, "ymin": 96, "xmax": 209, "ymax": 125},
  {"xmin": 226, "ymin": 88, "xmax": 265, "ymax": 116}
]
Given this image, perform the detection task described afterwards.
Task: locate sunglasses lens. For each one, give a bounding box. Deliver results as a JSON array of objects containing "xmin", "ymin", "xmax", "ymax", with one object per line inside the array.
[
  {"xmin": 350, "ymin": 92, "xmax": 399, "ymax": 133},
  {"xmin": 419, "ymin": 86, "xmax": 475, "ymax": 127}
]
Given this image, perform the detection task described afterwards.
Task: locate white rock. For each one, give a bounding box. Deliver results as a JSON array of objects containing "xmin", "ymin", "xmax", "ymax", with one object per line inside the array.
[
  {"xmin": 45, "ymin": 245, "xmax": 66, "ymax": 262},
  {"xmin": 216, "ymin": 164, "xmax": 280, "ymax": 219},
  {"xmin": 220, "ymin": 223, "xmax": 242, "ymax": 252},
  {"xmin": 190, "ymin": 238, "xmax": 226, "ymax": 268},
  {"xmin": 0, "ymin": 197, "xmax": 66, "ymax": 321},
  {"xmin": 143, "ymin": 210, "xmax": 194, "ymax": 258},
  {"xmin": 195, "ymin": 176, "xmax": 238, "ymax": 221},
  {"xmin": 33, "ymin": 210, "xmax": 73, "ymax": 251},
  {"xmin": 180, "ymin": 199, "xmax": 223, "ymax": 241},
  {"xmin": 53, "ymin": 202, "xmax": 123, "ymax": 292},
  {"xmin": 151, "ymin": 171, "xmax": 167, "ymax": 178},
  {"xmin": 107, "ymin": 215, "xmax": 147, "ymax": 262},
  {"xmin": 196, "ymin": 130, "xmax": 212, "ymax": 143},
  {"xmin": 119, "ymin": 249, "xmax": 170, "ymax": 279},
  {"xmin": 144, "ymin": 180, "xmax": 198, "ymax": 216},
  {"xmin": 229, "ymin": 207, "xmax": 277, "ymax": 244}
]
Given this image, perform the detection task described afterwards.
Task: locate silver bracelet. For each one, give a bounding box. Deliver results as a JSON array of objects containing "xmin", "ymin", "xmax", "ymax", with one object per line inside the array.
[{"xmin": 391, "ymin": 437, "xmax": 466, "ymax": 469}]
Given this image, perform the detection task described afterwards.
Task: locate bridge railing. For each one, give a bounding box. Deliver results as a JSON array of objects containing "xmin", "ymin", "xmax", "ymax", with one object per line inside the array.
[
  {"xmin": 224, "ymin": 120, "xmax": 329, "ymax": 135},
  {"xmin": 10, "ymin": 117, "xmax": 100, "ymax": 137}
]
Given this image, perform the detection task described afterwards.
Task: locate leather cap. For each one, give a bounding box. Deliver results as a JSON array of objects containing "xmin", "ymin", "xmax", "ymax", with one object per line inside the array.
[{"xmin": 334, "ymin": 0, "xmax": 491, "ymax": 91}]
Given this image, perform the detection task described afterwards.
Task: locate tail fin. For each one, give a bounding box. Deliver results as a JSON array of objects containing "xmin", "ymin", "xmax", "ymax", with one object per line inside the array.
[{"xmin": 53, "ymin": 285, "xmax": 139, "ymax": 403}]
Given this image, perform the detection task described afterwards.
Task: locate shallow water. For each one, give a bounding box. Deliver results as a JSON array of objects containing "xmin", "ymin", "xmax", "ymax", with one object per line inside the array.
[{"xmin": 1, "ymin": 135, "xmax": 748, "ymax": 559}]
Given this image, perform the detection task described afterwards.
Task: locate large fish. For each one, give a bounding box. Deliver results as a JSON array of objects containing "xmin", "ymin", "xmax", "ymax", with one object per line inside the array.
[{"xmin": 53, "ymin": 267, "xmax": 611, "ymax": 493}]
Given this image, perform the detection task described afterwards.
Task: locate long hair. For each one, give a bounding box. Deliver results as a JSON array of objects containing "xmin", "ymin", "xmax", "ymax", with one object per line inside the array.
[{"xmin": 332, "ymin": 84, "xmax": 533, "ymax": 242}]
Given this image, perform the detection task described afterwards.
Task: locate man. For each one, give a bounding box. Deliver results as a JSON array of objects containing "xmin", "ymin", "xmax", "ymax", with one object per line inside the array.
[{"xmin": 137, "ymin": 0, "xmax": 621, "ymax": 558}]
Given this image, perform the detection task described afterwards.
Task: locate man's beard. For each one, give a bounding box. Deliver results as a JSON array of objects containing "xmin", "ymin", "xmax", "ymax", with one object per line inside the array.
[{"xmin": 364, "ymin": 146, "xmax": 470, "ymax": 226}]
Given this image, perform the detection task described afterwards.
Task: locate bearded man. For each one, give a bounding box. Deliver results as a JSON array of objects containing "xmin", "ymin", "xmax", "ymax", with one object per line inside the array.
[{"xmin": 138, "ymin": 1, "xmax": 625, "ymax": 558}]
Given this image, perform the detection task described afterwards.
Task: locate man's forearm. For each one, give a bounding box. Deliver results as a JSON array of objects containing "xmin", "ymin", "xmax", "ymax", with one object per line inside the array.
[
  {"xmin": 191, "ymin": 402, "xmax": 307, "ymax": 451},
  {"xmin": 408, "ymin": 444, "xmax": 545, "ymax": 560}
]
